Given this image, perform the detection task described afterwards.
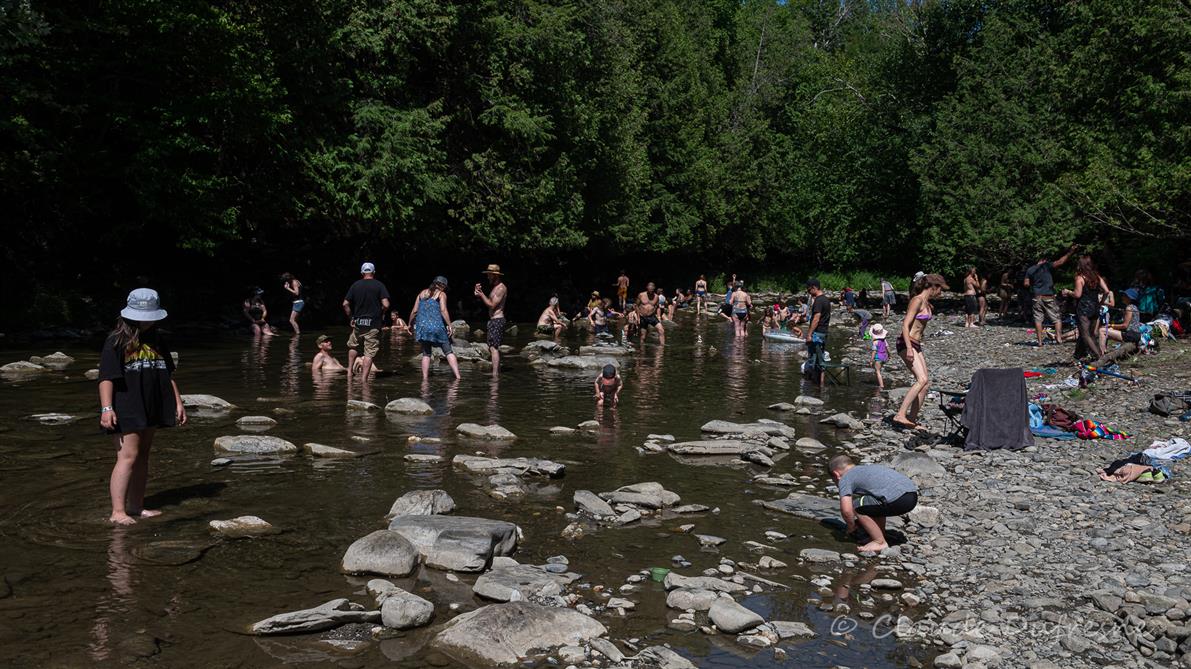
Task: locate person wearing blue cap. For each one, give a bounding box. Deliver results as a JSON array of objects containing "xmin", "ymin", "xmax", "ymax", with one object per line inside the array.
[
  {"xmin": 342, "ymin": 262, "xmax": 391, "ymax": 378},
  {"xmin": 1105, "ymin": 288, "xmax": 1142, "ymax": 345},
  {"xmin": 98, "ymin": 288, "xmax": 187, "ymax": 525}
]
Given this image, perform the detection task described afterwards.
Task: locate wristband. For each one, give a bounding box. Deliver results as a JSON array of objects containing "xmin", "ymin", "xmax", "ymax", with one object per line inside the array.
[{"xmin": 100, "ymin": 406, "xmax": 114, "ymax": 413}]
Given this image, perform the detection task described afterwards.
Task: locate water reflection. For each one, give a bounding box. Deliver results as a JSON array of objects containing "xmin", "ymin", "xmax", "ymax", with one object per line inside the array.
[
  {"xmin": 280, "ymin": 336, "xmax": 302, "ymax": 398},
  {"xmin": 89, "ymin": 528, "xmax": 135, "ymax": 662}
]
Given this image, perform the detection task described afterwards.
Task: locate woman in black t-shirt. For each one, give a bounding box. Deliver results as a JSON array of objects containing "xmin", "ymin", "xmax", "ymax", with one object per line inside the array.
[{"xmin": 98, "ymin": 288, "xmax": 187, "ymax": 525}]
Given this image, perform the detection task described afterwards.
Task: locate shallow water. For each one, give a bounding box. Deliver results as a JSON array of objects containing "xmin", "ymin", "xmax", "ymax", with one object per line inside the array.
[{"xmin": 0, "ymin": 315, "xmax": 928, "ymax": 667}]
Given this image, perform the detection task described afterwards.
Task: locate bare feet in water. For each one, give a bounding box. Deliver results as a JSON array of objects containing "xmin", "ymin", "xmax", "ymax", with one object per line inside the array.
[
  {"xmin": 110, "ymin": 513, "xmax": 136, "ymax": 525},
  {"xmin": 857, "ymin": 541, "xmax": 889, "ymax": 553}
]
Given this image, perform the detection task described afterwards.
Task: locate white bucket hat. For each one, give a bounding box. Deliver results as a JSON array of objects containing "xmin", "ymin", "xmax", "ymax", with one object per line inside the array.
[{"xmin": 121, "ymin": 288, "xmax": 168, "ymax": 322}]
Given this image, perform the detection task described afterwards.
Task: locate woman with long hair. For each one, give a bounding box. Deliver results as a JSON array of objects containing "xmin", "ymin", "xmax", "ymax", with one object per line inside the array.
[
  {"xmin": 281, "ymin": 272, "xmax": 303, "ymax": 334},
  {"xmin": 98, "ymin": 289, "xmax": 186, "ymax": 525},
  {"xmin": 891, "ymin": 274, "xmax": 948, "ymax": 430},
  {"xmin": 1063, "ymin": 255, "xmax": 1111, "ymax": 361},
  {"xmin": 409, "ymin": 276, "xmax": 461, "ymax": 381}
]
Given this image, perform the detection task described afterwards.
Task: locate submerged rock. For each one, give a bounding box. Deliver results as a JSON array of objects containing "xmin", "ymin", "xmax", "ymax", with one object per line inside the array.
[
  {"xmin": 667, "ymin": 440, "xmax": 770, "ymax": 456},
  {"xmin": 701, "ymin": 420, "xmax": 796, "ymax": 439},
  {"xmin": 455, "ymin": 423, "xmax": 516, "ymax": 441},
  {"xmin": 385, "ymin": 398, "xmax": 433, "ymax": 415},
  {"xmin": 431, "ymin": 602, "xmax": 606, "ymax": 666},
  {"xmin": 387, "ymin": 490, "xmax": 455, "ymax": 518},
  {"xmin": 756, "ymin": 493, "xmax": 841, "ymax": 526},
  {"xmin": 387, "ymin": 515, "xmax": 520, "ymax": 572},
  {"xmin": 340, "ymin": 530, "xmax": 421, "ymax": 577},
  {"xmin": 452, "ymin": 454, "xmax": 563, "ymax": 477},
  {"xmin": 250, "ymin": 599, "xmax": 379, "ymax": 635},
  {"xmin": 209, "ymin": 515, "xmax": 277, "ymax": 538},
  {"xmin": 181, "ymin": 394, "xmax": 235, "ymax": 412},
  {"xmin": 213, "ymin": 435, "xmax": 297, "ymax": 455},
  {"xmin": 303, "ymin": 443, "xmax": 358, "ymax": 458},
  {"xmin": 346, "ymin": 399, "xmax": 380, "ymax": 412},
  {"xmin": 545, "ymin": 355, "xmax": 619, "ymax": 370},
  {"xmin": 472, "ymin": 563, "xmax": 581, "ymax": 602},
  {"xmin": 236, "ymin": 415, "xmax": 278, "ymax": 428},
  {"xmin": 578, "ymin": 344, "xmax": 634, "ymax": 356},
  {"xmin": 25, "ymin": 413, "xmax": 77, "ymax": 425},
  {"xmin": 0, "ymin": 361, "xmax": 46, "ymax": 373}
]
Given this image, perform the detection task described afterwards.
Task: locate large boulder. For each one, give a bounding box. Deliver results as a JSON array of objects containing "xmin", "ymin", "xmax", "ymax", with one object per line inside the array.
[
  {"xmin": 456, "ymin": 423, "xmax": 516, "ymax": 441},
  {"xmin": 453, "ymin": 454, "xmax": 563, "ymax": 477},
  {"xmin": 472, "ymin": 564, "xmax": 581, "ymax": 602},
  {"xmin": 250, "ymin": 598, "xmax": 380, "ymax": 635},
  {"xmin": 213, "ymin": 435, "xmax": 297, "ymax": 455},
  {"xmin": 431, "ymin": 602, "xmax": 606, "ymax": 666},
  {"xmin": 709, "ymin": 598, "xmax": 764, "ymax": 633},
  {"xmin": 181, "ymin": 394, "xmax": 235, "ymax": 412},
  {"xmin": 387, "ymin": 515, "xmax": 520, "ymax": 572},
  {"xmin": 387, "ymin": 490, "xmax": 456, "ymax": 518},
  {"xmin": 544, "ymin": 356, "xmax": 618, "ymax": 370},
  {"xmin": 340, "ymin": 530, "xmax": 421, "ymax": 576},
  {"xmin": 385, "ymin": 398, "xmax": 433, "ymax": 415}
]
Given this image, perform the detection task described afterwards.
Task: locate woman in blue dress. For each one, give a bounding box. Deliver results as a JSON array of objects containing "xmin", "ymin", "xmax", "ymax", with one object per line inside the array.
[{"xmin": 408, "ymin": 276, "xmax": 462, "ymax": 380}]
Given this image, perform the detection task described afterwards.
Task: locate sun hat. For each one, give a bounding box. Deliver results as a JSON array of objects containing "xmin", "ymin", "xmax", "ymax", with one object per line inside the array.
[
  {"xmin": 316, "ymin": 334, "xmax": 330, "ymax": 345},
  {"xmin": 549, "ymin": 297, "xmax": 559, "ymax": 306},
  {"xmin": 483, "ymin": 264, "xmax": 502, "ymax": 276},
  {"xmin": 869, "ymin": 323, "xmax": 887, "ymax": 339},
  {"xmin": 1123, "ymin": 288, "xmax": 1139, "ymax": 302},
  {"xmin": 591, "ymin": 290, "xmax": 600, "ymax": 298},
  {"xmin": 602, "ymin": 364, "xmax": 616, "ymax": 379},
  {"xmin": 433, "ymin": 275, "xmax": 449, "ymax": 290},
  {"xmin": 360, "ymin": 262, "xmax": 376, "ymax": 274},
  {"xmin": 121, "ymin": 288, "xmax": 168, "ymax": 322}
]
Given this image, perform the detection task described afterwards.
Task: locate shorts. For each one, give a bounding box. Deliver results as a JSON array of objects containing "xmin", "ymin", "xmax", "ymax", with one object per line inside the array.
[
  {"xmin": 1032, "ymin": 296, "xmax": 1060, "ymax": 324},
  {"xmin": 487, "ymin": 318, "xmax": 506, "ymax": 348},
  {"xmin": 895, "ymin": 335, "xmax": 922, "ymax": 354},
  {"xmin": 856, "ymin": 491, "xmax": 918, "ymax": 518},
  {"xmin": 291, "ymin": 299, "xmax": 305, "ymax": 313},
  {"xmin": 696, "ymin": 290, "xmax": 706, "ymax": 297},
  {"xmin": 536, "ymin": 323, "xmax": 554, "ymax": 334},
  {"xmin": 883, "ymin": 291, "xmax": 896, "ymax": 306},
  {"xmin": 964, "ymin": 295, "xmax": 979, "ymax": 315},
  {"xmin": 807, "ymin": 332, "xmax": 828, "ymax": 371},
  {"xmin": 420, "ymin": 338, "xmax": 454, "ymax": 356},
  {"xmin": 617, "ymin": 287, "xmax": 628, "ymax": 300},
  {"xmin": 593, "ymin": 323, "xmax": 609, "ymax": 335},
  {"xmin": 640, "ymin": 315, "xmax": 659, "ymax": 327},
  {"xmin": 347, "ymin": 328, "xmax": 380, "ymax": 358}
]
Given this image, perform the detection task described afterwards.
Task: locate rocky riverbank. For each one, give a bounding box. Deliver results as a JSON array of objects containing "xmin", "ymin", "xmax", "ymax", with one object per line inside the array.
[{"xmin": 827, "ymin": 317, "xmax": 1191, "ymax": 668}]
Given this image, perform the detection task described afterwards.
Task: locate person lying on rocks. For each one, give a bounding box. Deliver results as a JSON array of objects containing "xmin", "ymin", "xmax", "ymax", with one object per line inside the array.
[
  {"xmin": 594, "ymin": 364, "xmax": 622, "ymax": 406},
  {"xmin": 829, "ymin": 455, "xmax": 919, "ymax": 553}
]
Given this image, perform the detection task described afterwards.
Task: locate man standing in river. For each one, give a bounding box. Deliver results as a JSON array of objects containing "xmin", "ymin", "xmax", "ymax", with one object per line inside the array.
[
  {"xmin": 475, "ymin": 264, "xmax": 508, "ymax": 375},
  {"xmin": 343, "ymin": 262, "xmax": 390, "ymax": 378},
  {"xmin": 805, "ymin": 278, "xmax": 831, "ymax": 387},
  {"xmin": 616, "ymin": 270, "xmax": 630, "ymax": 312},
  {"xmin": 635, "ymin": 282, "xmax": 666, "ymax": 344}
]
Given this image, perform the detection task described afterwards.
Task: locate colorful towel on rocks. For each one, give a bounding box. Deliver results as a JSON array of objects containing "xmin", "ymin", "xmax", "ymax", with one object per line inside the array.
[{"xmin": 1073, "ymin": 419, "xmax": 1131, "ymax": 440}]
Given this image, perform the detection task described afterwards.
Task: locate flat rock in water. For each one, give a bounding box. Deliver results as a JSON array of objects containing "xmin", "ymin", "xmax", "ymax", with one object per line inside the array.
[
  {"xmin": 545, "ymin": 355, "xmax": 619, "ymax": 370},
  {"xmin": 647, "ymin": 433, "xmax": 676, "ymax": 442},
  {"xmin": 709, "ymin": 598, "xmax": 764, "ymax": 633},
  {"xmin": 574, "ymin": 490, "xmax": 615, "ymax": 517},
  {"xmin": 341, "ymin": 530, "xmax": 421, "ymax": 577},
  {"xmin": 431, "ymin": 602, "xmax": 606, "ymax": 666},
  {"xmin": 40, "ymin": 352, "xmax": 75, "ymax": 366},
  {"xmin": 385, "ymin": 398, "xmax": 433, "ymax": 415},
  {"xmin": 455, "ymin": 423, "xmax": 516, "ymax": 441},
  {"xmin": 578, "ymin": 344, "xmax": 633, "ymax": 356},
  {"xmin": 578, "ymin": 420, "xmax": 600, "ymax": 430},
  {"xmin": 767, "ymin": 621, "xmax": 816, "ymax": 639},
  {"xmin": 236, "ymin": 415, "xmax": 277, "ymax": 427},
  {"xmin": 632, "ymin": 646, "xmax": 697, "ymax": 669},
  {"xmin": 794, "ymin": 437, "xmax": 827, "ymax": 451},
  {"xmin": 701, "ymin": 420, "xmax": 796, "ymax": 439},
  {"xmin": 182, "ymin": 394, "xmax": 235, "ymax": 412},
  {"xmin": 668, "ymin": 440, "xmax": 767, "ymax": 456},
  {"xmin": 213, "ymin": 435, "xmax": 297, "ymax": 455},
  {"xmin": 768, "ymin": 402, "xmax": 797, "ymax": 411},
  {"xmin": 26, "ymin": 413, "xmax": 77, "ymax": 425},
  {"xmin": 472, "ymin": 564, "xmax": 580, "ymax": 602},
  {"xmin": 741, "ymin": 450, "xmax": 775, "ymax": 467},
  {"xmin": 819, "ymin": 413, "xmax": 863, "ymax": 430},
  {"xmin": 521, "ymin": 340, "xmax": 567, "ymax": 356},
  {"xmin": 799, "ymin": 548, "xmax": 842, "ymax": 563},
  {"xmin": 346, "ymin": 400, "xmax": 380, "ymax": 412},
  {"xmin": 387, "ymin": 489, "xmax": 455, "ymax": 518},
  {"xmin": 452, "ymin": 454, "xmax": 562, "ymax": 477},
  {"xmin": 891, "ymin": 452, "xmax": 946, "ymax": 479},
  {"xmin": 404, "ymin": 453, "xmax": 443, "ymax": 463},
  {"xmin": 794, "ymin": 395, "xmax": 824, "ymax": 407},
  {"xmin": 304, "ymin": 443, "xmax": 358, "ymax": 458},
  {"xmin": 250, "ymin": 598, "xmax": 379, "ymax": 635},
  {"xmin": 1, "ymin": 361, "xmax": 46, "ymax": 373},
  {"xmin": 666, "ymin": 587, "xmax": 720, "ymax": 611},
  {"xmin": 663, "ymin": 572, "xmax": 748, "ymax": 593},
  {"xmin": 209, "ymin": 515, "xmax": 277, "ymax": 538},
  {"xmin": 550, "ymin": 426, "xmax": 577, "ymax": 435},
  {"xmin": 756, "ymin": 493, "xmax": 840, "ymax": 525},
  {"xmin": 598, "ymin": 482, "xmax": 680, "ymax": 509},
  {"xmin": 387, "ymin": 515, "xmax": 520, "ymax": 572}
]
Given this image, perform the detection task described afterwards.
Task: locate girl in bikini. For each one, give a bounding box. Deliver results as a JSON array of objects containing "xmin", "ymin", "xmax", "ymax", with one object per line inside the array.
[{"xmin": 892, "ymin": 274, "xmax": 948, "ymax": 430}]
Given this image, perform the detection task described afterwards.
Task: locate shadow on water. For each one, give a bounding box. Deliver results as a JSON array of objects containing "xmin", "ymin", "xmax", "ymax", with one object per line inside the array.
[{"xmin": 0, "ymin": 311, "xmax": 933, "ymax": 668}]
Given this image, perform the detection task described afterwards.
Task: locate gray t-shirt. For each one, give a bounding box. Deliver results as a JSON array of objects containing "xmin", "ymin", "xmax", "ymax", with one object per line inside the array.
[
  {"xmin": 1025, "ymin": 262, "xmax": 1055, "ymax": 297},
  {"xmin": 838, "ymin": 465, "xmax": 917, "ymax": 503}
]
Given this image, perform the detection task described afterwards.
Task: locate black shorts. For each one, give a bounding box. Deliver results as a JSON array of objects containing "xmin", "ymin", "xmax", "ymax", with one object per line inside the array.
[
  {"xmin": 487, "ymin": 318, "xmax": 506, "ymax": 348},
  {"xmin": 856, "ymin": 491, "xmax": 917, "ymax": 518},
  {"xmin": 640, "ymin": 315, "xmax": 659, "ymax": 327},
  {"xmin": 964, "ymin": 295, "xmax": 979, "ymax": 315}
]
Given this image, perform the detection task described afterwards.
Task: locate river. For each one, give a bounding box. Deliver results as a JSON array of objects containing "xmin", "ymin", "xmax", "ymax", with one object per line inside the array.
[{"xmin": 0, "ymin": 313, "xmax": 931, "ymax": 667}]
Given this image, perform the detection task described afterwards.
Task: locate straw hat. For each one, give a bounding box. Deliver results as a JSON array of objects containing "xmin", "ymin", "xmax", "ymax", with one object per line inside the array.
[
  {"xmin": 483, "ymin": 264, "xmax": 503, "ymax": 276},
  {"xmin": 869, "ymin": 323, "xmax": 887, "ymax": 339}
]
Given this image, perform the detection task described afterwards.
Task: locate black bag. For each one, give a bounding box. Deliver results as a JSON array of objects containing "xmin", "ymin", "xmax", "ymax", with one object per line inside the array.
[{"xmin": 1150, "ymin": 392, "xmax": 1191, "ymax": 417}]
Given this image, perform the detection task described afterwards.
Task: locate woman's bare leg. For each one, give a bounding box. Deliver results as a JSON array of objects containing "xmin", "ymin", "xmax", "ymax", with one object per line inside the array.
[
  {"xmin": 909, "ymin": 352, "xmax": 931, "ymax": 423},
  {"xmin": 110, "ymin": 433, "xmax": 141, "ymax": 525},
  {"xmin": 446, "ymin": 353, "xmax": 461, "ymax": 380},
  {"xmin": 289, "ymin": 310, "xmax": 300, "ymax": 334},
  {"xmin": 126, "ymin": 429, "xmax": 157, "ymax": 517},
  {"xmin": 420, "ymin": 354, "xmax": 431, "ymax": 380}
]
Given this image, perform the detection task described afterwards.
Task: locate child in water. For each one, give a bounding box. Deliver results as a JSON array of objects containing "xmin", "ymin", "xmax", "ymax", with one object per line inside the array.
[
  {"xmin": 594, "ymin": 364, "xmax": 622, "ymax": 406},
  {"xmin": 869, "ymin": 323, "xmax": 889, "ymax": 389},
  {"xmin": 98, "ymin": 289, "xmax": 187, "ymax": 525}
]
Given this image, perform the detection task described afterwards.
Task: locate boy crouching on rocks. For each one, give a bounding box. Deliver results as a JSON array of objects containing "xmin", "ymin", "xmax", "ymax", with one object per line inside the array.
[{"xmin": 829, "ymin": 455, "xmax": 918, "ymax": 553}]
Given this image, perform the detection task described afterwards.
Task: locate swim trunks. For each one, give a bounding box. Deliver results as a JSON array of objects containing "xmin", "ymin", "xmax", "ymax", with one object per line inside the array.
[
  {"xmin": 536, "ymin": 323, "xmax": 554, "ymax": 334},
  {"xmin": 964, "ymin": 295, "xmax": 979, "ymax": 315},
  {"xmin": 487, "ymin": 318, "xmax": 506, "ymax": 348},
  {"xmin": 640, "ymin": 315, "xmax": 659, "ymax": 327}
]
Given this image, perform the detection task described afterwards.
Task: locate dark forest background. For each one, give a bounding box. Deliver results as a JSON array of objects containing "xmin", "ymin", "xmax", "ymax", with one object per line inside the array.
[{"xmin": 2, "ymin": 0, "xmax": 1188, "ymax": 330}]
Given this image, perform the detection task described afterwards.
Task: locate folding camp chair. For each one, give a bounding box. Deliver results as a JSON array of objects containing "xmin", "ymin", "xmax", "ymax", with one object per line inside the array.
[{"xmin": 937, "ymin": 389, "xmax": 969, "ymax": 446}]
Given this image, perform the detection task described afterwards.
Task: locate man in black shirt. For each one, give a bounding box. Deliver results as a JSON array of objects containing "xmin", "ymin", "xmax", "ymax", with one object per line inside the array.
[
  {"xmin": 342, "ymin": 262, "xmax": 391, "ymax": 377},
  {"xmin": 805, "ymin": 278, "xmax": 831, "ymax": 387}
]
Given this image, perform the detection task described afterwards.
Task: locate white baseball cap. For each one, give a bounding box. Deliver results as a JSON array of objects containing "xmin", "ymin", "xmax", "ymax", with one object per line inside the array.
[{"xmin": 360, "ymin": 262, "xmax": 376, "ymax": 274}]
